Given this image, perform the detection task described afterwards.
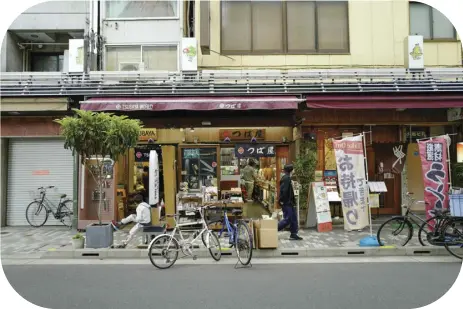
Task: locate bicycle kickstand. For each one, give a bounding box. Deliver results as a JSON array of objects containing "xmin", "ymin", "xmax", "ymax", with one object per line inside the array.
[{"xmin": 234, "ymin": 260, "xmax": 253, "ymax": 269}]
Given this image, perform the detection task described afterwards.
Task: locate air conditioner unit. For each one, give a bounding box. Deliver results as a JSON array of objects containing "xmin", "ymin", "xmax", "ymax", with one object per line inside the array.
[{"xmin": 119, "ymin": 62, "xmax": 145, "ymax": 71}]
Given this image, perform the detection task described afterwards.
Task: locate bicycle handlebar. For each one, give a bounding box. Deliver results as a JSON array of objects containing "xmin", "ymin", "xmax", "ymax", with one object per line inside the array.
[{"xmin": 37, "ymin": 186, "xmax": 55, "ymax": 191}]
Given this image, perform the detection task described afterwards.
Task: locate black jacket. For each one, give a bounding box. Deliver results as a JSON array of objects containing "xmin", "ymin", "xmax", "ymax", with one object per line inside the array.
[{"xmin": 279, "ymin": 174, "xmax": 296, "ymax": 206}]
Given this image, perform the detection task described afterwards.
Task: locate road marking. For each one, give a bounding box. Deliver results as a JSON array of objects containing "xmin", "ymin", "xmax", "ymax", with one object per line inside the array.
[{"xmin": 2, "ymin": 256, "xmax": 461, "ymax": 266}]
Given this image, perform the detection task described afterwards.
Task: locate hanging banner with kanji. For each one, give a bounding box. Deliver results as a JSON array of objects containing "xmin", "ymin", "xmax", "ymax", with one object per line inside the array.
[
  {"xmin": 333, "ymin": 135, "xmax": 369, "ymax": 231},
  {"xmin": 418, "ymin": 136, "xmax": 450, "ymax": 220}
]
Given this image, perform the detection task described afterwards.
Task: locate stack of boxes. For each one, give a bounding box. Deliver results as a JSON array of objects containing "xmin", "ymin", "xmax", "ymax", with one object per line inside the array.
[{"xmin": 253, "ymin": 218, "xmax": 278, "ymax": 249}]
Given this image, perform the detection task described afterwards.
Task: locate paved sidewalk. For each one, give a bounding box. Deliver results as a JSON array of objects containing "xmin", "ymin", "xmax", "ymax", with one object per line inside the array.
[{"xmin": 1, "ymin": 221, "xmax": 422, "ymax": 257}]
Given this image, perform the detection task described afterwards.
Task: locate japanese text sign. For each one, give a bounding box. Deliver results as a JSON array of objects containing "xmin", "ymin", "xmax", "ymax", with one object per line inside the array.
[
  {"xmin": 333, "ymin": 135, "xmax": 369, "ymax": 231},
  {"xmin": 220, "ymin": 129, "xmax": 266, "ymax": 141},
  {"xmin": 418, "ymin": 137, "xmax": 450, "ymax": 221},
  {"xmin": 235, "ymin": 144, "xmax": 276, "ymax": 158}
]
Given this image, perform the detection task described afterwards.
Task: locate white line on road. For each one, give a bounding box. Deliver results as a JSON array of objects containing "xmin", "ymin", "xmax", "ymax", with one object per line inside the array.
[{"xmin": 2, "ymin": 256, "xmax": 462, "ymax": 266}]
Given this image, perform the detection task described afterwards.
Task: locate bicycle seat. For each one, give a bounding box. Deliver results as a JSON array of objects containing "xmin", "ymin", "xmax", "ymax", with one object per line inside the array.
[
  {"xmin": 61, "ymin": 194, "xmax": 67, "ymax": 199},
  {"xmin": 430, "ymin": 209, "xmax": 450, "ymax": 216},
  {"xmin": 232, "ymin": 209, "xmax": 243, "ymax": 215}
]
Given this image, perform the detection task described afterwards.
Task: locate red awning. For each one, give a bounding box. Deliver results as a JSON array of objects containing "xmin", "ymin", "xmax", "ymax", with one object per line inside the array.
[
  {"xmin": 306, "ymin": 95, "xmax": 463, "ymax": 109},
  {"xmin": 80, "ymin": 96, "xmax": 301, "ymax": 111}
]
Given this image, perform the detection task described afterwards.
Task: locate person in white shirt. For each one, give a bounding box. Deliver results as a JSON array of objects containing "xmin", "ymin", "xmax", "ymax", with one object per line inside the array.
[{"xmin": 112, "ymin": 194, "xmax": 151, "ymax": 248}]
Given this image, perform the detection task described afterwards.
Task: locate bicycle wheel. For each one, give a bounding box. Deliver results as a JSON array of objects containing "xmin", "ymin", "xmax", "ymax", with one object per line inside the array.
[
  {"xmin": 59, "ymin": 200, "xmax": 74, "ymax": 228},
  {"xmin": 377, "ymin": 217, "xmax": 413, "ymax": 247},
  {"xmin": 443, "ymin": 218, "xmax": 463, "ymax": 260},
  {"xmin": 235, "ymin": 221, "xmax": 253, "ymax": 266},
  {"xmin": 25, "ymin": 201, "xmax": 49, "ymax": 227},
  {"xmin": 148, "ymin": 234, "xmax": 179, "ymax": 269},
  {"xmin": 203, "ymin": 230, "xmax": 222, "ymax": 261},
  {"xmin": 418, "ymin": 216, "xmax": 441, "ymax": 246}
]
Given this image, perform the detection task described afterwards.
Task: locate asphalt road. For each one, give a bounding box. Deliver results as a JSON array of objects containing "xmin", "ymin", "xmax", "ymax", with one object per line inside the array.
[{"xmin": 3, "ymin": 261, "xmax": 462, "ymax": 309}]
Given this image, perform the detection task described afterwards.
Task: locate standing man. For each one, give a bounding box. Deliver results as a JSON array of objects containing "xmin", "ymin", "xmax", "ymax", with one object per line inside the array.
[
  {"xmin": 278, "ymin": 164, "xmax": 303, "ymax": 240},
  {"xmin": 242, "ymin": 159, "xmax": 258, "ymax": 202}
]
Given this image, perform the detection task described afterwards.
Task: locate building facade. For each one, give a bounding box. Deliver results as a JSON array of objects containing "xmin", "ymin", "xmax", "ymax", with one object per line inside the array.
[{"xmin": 1, "ymin": 0, "xmax": 462, "ymax": 228}]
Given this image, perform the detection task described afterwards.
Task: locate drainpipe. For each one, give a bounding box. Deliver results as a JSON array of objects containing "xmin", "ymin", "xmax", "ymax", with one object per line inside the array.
[{"xmin": 73, "ymin": 152, "xmax": 79, "ymax": 230}]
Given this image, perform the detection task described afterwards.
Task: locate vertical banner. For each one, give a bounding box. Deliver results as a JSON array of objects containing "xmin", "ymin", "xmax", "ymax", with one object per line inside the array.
[
  {"xmin": 418, "ymin": 137, "xmax": 450, "ymax": 220},
  {"xmin": 149, "ymin": 150, "xmax": 160, "ymax": 206},
  {"xmin": 333, "ymin": 135, "xmax": 369, "ymax": 231}
]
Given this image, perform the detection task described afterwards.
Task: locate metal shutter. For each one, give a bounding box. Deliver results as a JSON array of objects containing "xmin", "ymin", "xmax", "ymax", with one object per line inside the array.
[{"xmin": 7, "ymin": 139, "xmax": 74, "ymax": 226}]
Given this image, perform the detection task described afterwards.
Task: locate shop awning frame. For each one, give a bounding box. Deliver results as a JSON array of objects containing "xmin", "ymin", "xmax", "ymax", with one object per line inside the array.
[
  {"xmin": 80, "ymin": 96, "xmax": 303, "ymax": 111},
  {"xmin": 305, "ymin": 94, "xmax": 463, "ymax": 109},
  {"xmin": 1, "ymin": 68, "xmax": 463, "ymax": 97}
]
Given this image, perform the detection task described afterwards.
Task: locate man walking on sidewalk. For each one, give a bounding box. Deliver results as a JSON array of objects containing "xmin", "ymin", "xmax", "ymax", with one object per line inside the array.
[{"xmin": 278, "ymin": 164, "xmax": 303, "ymax": 240}]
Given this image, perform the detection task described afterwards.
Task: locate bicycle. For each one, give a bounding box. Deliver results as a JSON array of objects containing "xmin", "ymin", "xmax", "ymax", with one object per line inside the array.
[
  {"xmin": 438, "ymin": 216, "xmax": 463, "ymax": 259},
  {"xmin": 205, "ymin": 200, "xmax": 253, "ymax": 268},
  {"xmin": 148, "ymin": 205, "xmax": 221, "ymax": 269},
  {"xmin": 377, "ymin": 192, "xmax": 432, "ymax": 246},
  {"xmin": 26, "ymin": 186, "xmax": 73, "ymax": 228}
]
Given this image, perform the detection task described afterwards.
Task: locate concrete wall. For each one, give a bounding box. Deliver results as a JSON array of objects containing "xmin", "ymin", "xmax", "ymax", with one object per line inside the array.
[
  {"xmin": 1, "ymin": 32, "xmax": 23, "ymax": 72},
  {"xmin": 9, "ymin": 1, "xmax": 88, "ymax": 30},
  {"xmin": 197, "ymin": 0, "xmax": 462, "ymax": 69}
]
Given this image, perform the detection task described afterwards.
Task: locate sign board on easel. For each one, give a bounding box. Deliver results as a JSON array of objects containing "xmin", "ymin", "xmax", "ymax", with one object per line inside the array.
[{"xmin": 305, "ymin": 182, "xmax": 333, "ymax": 232}]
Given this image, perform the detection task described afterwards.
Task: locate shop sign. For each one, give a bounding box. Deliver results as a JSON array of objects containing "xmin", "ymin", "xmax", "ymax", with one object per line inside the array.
[
  {"xmin": 68, "ymin": 39, "xmax": 84, "ymax": 73},
  {"xmin": 332, "ymin": 135, "xmax": 369, "ymax": 231},
  {"xmin": 134, "ymin": 147, "xmax": 162, "ymax": 162},
  {"xmin": 181, "ymin": 37, "xmax": 198, "ymax": 71},
  {"xmin": 234, "ymin": 144, "xmax": 275, "ymax": 158},
  {"xmin": 183, "ymin": 148, "xmax": 200, "ymax": 159},
  {"xmin": 405, "ymin": 130, "xmax": 426, "ymax": 140},
  {"xmin": 138, "ymin": 128, "xmax": 157, "ymax": 142},
  {"xmin": 418, "ymin": 137, "xmax": 450, "ymax": 222},
  {"xmin": 219, "ymin": 129, "xmax": 266, "ymax": 141}
]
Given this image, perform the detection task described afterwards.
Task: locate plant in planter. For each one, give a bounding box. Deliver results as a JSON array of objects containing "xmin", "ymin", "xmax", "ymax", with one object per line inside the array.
[
  {"xmin": 293, "ymin": 140, "xmax": 318, "ymax": 225},
  {"xmin": 71, "ymin": 233, "xmax": 85, "ymax": 249},
  {"xmin": 55, "ymin": 109, "xmax": 142, "ymax": 248}
]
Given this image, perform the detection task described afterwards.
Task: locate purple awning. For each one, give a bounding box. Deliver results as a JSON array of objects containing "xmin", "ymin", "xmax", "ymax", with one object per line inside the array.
[
  {"xmin": 306, "ymin": 95, "xmax": 463, "ymax": 109},
  {"xmin": 80, "ymin": 96, "xmax": 301, "ymax": 111}
]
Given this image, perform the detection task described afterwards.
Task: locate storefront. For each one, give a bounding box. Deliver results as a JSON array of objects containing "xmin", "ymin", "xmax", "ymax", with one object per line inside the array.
[
  {"xmin": 0, "ymin": 115, "xmax": 75, "ymax": 227},
  {"xmin": 77, "ymin": 95, "xmax": 301, "ymax": 229},
  {"xmin": 301, "ymin": 94, "xmax": 461, "ymax": 216}
]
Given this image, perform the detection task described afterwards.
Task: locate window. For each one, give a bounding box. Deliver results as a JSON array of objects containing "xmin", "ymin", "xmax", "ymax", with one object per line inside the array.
[
  {"xmin": 181, "ymin": 147, "xmax": 218, "ymax": 191},
  {"xmin": 409, "ymin": 2, "xmax": 456, "ymax": 39},
  {"xmin": 31, "ymin": 53, "xmax": 64, "ymax": 72},
  {"xmin": 221, "ymin": 0, "xmax": 349, "ymax": 54},
  {"xmin": 105, "ymin": 45, "xmax": 178, "ymax": 71},
  {"xmin": 200, "ymin": 0, "xmax": 210, "ymax": 53},
  {"xmin": 105, "ymin": 0, "xmax": 178, "ymax": 19}
]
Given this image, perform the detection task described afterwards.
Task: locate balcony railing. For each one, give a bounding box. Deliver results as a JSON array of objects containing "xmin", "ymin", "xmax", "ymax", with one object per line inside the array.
[{"xmin": 1, "ymin": 68, "xmax": 463, "ymax": 97}]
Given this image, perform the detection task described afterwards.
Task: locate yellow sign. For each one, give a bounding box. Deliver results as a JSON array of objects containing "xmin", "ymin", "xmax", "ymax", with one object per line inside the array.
[
  {"xmin": 410, "ymin": 43, "xmax": 423, "ymax": 60},
  {"xmin": 139, "ymin": 128, "xmax": 157, "ymax": 141}
]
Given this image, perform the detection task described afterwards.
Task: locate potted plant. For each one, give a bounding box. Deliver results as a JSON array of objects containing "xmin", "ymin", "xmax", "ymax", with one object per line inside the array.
[
  {"xmin": 71, "ymin": 233, "xmax": 85, "ymax": 249},
  {"xmin": 55, "ymin": 109, "xmax": 142, "ymax": 248},
  {"xmin": 293, "ymin": 140, "xmax": 318, "ymax": 225}
]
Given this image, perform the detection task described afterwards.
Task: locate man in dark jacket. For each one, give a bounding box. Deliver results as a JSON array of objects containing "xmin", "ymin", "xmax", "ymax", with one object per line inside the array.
[{"xmin": 278, "ymin": 164, "xmax": 303, "ymax": 240}]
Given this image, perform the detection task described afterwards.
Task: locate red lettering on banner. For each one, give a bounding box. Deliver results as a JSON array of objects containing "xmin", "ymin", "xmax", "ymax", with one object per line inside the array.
[{"xmin": 333, "ymin": 141, "xmax": 363, "ymax": 155}]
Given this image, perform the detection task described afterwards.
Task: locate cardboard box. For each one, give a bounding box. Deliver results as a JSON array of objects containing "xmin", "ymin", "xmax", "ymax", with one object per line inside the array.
[
  {"xmin": 257, "ymin": 229, "xmax": 278, "ymax": 249},
  {"xmin": 253, "ymin": 219, "xmax": 278, "ymax": 249}
]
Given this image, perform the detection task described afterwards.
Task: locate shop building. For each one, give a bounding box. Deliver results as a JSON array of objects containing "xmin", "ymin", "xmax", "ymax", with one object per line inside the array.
[
  {"xmin": 76, "ymin": 95, "xmax": 302, "ymax": 229},
  {"xmin": 0, "ymin": 98, "xmax": 78, "ymax": 227}
]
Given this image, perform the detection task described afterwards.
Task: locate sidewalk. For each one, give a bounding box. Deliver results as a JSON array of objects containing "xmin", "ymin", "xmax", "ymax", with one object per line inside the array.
[{"xmin": 2, "ymin": 222, "xmax": 443, "ymax": 260}]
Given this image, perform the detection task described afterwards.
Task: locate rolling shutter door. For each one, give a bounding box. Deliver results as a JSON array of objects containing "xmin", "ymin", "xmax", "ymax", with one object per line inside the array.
[{"xmin": 7, "ymin": 139, "xmax": 74, "ymax": 226}]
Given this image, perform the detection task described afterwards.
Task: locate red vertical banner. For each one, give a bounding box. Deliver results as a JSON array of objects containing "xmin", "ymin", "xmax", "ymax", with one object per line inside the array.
[{"xmin": 418, "ymin": 137, "xmax": 450, "ymax": 220}]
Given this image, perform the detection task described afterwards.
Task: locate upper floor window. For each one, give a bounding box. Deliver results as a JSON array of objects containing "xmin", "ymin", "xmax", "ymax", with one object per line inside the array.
[
  {"xmin": 409, "ymin": 2, "xmax": 456, "ymax": 40},
  {"xmin": 105, "ymin": 45, "xmax": 178, "ymax": 71},
  {"xmin": 221, "ymin": 0, "xmax": 349, "ymax": 54},
  {"xmin": 105, "ymin": 0, "xmax": 178, "ymax": 19}
]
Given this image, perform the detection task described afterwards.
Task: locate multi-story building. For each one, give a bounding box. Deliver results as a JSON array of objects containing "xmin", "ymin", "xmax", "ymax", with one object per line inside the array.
[{"xmin": 1, "ymin": 0, "xmax": 462, "ymax": 229}]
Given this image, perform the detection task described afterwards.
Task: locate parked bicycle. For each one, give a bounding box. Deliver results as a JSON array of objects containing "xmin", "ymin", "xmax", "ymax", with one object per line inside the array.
[
  {"xmin": 205, "ymin": 200, "xmax": 253, "ymax": 267},
  {"xmin": 377, "ymin": 192, "xmax": 432, "ymax": 246},
  {"xmin": 148, "ymin": 205, "xmax": 221, "ymax": 269},
  {"xmin": 26, "ymin": 186, "xmax": 73, "ymax": 228}
]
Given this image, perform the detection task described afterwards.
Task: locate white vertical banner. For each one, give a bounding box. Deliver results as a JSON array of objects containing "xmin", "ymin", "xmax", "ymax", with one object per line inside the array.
[
  {"xmin": 333, "ymin": 135, "xmax": 369, "ymax": 231},
  {"xmin": 181, "ymin": 37, "xmax": 198, "ymax": 71},
  {"xmin": 68, "ymin": 39, "xmax": 84, "ymax": 73},
  {"xmin": 149, "ymin": 150, "xmax": 159, "ymax": 206}
]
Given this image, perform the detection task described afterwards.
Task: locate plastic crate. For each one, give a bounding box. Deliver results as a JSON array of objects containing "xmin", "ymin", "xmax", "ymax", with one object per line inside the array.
[{"xmin": 449, "ymin": 194, "xmax": 463, "ymax": 217}]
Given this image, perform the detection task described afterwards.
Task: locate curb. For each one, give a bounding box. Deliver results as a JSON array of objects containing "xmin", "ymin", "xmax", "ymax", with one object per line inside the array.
[{"xmin": 10, "ymin": 246, "xmax": 451, "ymax": 260}]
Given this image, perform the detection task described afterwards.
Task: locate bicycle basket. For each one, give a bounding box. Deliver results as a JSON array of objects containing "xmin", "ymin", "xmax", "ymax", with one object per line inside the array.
[
  {"xmin": 449, "ymin": 194, "xmax": 463, "ymax": 217},
  {"xmin": 29, "ymin": 190, "xmax": 43, "ymax": 200}
]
